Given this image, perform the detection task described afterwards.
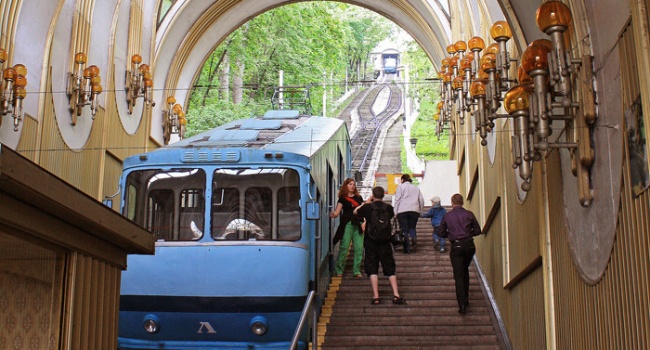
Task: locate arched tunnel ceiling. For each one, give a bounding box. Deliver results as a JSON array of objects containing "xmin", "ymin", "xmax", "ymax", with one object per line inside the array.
[
  {"xmin": 150, "ymin": 0, "xmax": 455, "ymax": 140},
  {"xmin": 153, "ymin": 0, "xmax": 548, "ymax": 110}
]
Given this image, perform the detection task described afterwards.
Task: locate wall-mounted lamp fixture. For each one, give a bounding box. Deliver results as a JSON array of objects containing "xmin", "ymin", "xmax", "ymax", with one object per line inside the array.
[
  {"xmin": 125, "ymin": 54, "xmax": 155, "ymax": 114},
  {"xmin": 438, "ymin": 0, "xmax": 596, "ymax": 206},
  {"xmin": 0, "ymin": 48, "xmax": 27, "ymax": 131},
  {"xmin": 162, "ymin": 96, "xmax": 187, "ymax": 145},
  {"xmin": 67, "ymin": 52, "xmax": 102, "ymax": 125},
  {"xmin": 503, "ymin": 85, "xmax": 536, "ymax": 191},
  {"xmin": 490, "ymin": 21, "xmax": 515, "ymax": 88}
]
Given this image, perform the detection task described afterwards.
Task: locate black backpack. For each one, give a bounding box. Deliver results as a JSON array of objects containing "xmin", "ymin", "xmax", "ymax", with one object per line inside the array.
[{"xmin": 366, "ymin": 202, "xmax": 392, "ymax": 242}]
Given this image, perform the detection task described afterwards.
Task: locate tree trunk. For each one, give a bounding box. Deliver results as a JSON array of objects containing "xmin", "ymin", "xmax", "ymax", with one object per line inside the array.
[
  {"xmin": 200, "ymin": 48, "xmax": 229, "ymax": 106},
  {"xmin": 219, "ymin": 52, "xmax": 230, "ymax": 101},
  {"xmin": 232, "ymin": 57, "xmax": 244, "ymax": 104}
]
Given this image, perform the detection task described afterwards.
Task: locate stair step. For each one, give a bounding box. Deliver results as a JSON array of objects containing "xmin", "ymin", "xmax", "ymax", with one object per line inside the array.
[
  {"xmin": 320, "ymin": 237, "xmax": 505, "ymax": 349},
  {"xmin": 320, "ymin": 334, "xmax": 500, "ymax": 347}
]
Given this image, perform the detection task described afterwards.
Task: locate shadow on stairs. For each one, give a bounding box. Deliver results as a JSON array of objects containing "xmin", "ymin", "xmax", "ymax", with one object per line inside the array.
[{"xmin": 317, "ymin": 215, "xmax": 509, "ymax": 350}]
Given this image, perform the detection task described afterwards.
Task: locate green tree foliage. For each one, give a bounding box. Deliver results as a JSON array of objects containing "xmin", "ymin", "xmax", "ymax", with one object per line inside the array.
[
  {"xmin": 411, "ymin": 108, "xmax": 450, "ymax": 160},
  {"xmin": 401, "ymin": 41, "xmax": 440, "ymax": 121},
  {"xmin": 186, "ymin": 3, "xmax": 395, "ymax": 137},
  {"xmin": 401, "ymin": 39, "xmax": 449, "ymax": 160}
]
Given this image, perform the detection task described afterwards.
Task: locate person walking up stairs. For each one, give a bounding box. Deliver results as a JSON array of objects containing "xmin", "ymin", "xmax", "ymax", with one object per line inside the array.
[{"xmin": 318, "ymin": 211, "xmax": 507, "ymax": 349}]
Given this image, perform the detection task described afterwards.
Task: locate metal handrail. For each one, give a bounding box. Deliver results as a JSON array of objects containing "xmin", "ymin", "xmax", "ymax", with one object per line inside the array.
[{"xmin": 289, "ymin": 290, "xmax": 317, "ymax": 350}]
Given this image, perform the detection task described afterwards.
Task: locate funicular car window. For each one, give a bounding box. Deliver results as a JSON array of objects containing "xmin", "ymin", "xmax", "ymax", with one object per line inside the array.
[
  {"xmin": 211, "ymin": 168, "xmax": 301, "ymax": 241},
  {"xmin": 179, "ymin": 188, "xmax": 205, "ymax": 240},
  {"xmin": 147, "ymin": 190, "xmax": 175, "ymax": 240},
  {"xmin": 278, "ymin": 187, "xmax": 301, "ymax": 240},
  {"xmin": 211, "ymin": 188, "xmax": 240, "ymax": 239},
  {"xmin": 125, "ymin": 168, "xmax": 205, "ymax": 241}
]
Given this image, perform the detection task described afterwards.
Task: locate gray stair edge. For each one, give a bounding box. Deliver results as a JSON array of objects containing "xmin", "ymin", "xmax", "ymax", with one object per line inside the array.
[{"xmin": 474, "ymin": 256, "xmax": 514, "ymax": 350}]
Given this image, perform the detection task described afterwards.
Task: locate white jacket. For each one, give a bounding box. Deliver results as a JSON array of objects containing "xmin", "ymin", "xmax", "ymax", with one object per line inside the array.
[{"xmin": 394, "ymin": 181, "xmax": 424, "ymax": 214}]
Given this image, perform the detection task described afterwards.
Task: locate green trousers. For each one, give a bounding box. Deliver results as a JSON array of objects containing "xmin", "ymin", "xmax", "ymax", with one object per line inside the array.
[{"xmin": 335, "ymin": 222, "xmax": 364, "ymax": 275}]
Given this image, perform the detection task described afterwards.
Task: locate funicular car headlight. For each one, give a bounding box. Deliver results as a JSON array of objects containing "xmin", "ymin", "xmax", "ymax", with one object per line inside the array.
[
  {"xmin": 250, "ymin": 316, "xmax": 268, "ymax": 336},
  {"xmin": 143, "ymin": 314, "xmax": 160, "ymax": 334}
]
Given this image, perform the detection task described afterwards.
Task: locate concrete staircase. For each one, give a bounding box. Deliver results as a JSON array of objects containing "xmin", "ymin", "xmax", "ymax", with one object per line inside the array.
[{"xmin": 317, "ymin": 214, "xmax": 506, "ymax": 350}]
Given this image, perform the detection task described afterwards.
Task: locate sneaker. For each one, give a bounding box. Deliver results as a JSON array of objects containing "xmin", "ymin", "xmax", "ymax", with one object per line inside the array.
[
  {"xmin": 439, "ymin": 246, "xmax": 446, "ymax": 253},
  {"xmin": 433, "ymin": 241, "xmax": 440, "ymax": 250}
]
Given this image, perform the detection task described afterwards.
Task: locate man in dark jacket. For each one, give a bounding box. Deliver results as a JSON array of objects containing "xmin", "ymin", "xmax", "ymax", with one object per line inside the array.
[
  {"xmin": 354, "ymin": 186, "xmax": 406, "ymax": 305},
  {"xmin": 438, "ymin": 193, "xmax": 481, "ymax": 314}
]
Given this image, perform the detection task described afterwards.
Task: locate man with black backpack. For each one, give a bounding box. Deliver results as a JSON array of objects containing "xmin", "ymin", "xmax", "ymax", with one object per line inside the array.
[{"xmin": 354, "ymin": 186, "xmax": 406, "ymax": 305}]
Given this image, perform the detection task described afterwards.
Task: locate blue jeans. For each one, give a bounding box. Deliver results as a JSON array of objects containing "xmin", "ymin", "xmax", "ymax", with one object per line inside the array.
[
  {"xmin": 397, "ymin": 211, "xmax": 420, "ymax": 252},
  {"xmin": 433, "ymin": 226, "xmax": 446, "ymax": 247}
]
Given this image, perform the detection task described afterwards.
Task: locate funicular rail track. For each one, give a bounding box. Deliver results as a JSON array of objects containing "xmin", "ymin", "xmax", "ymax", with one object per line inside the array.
[{"xmin": 349, "ymin": 83, "xmax": 403, "ymax": 179}]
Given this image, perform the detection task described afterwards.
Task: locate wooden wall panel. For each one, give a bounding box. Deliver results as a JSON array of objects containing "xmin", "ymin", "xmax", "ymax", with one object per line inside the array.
[
  {"xmin": 103, "ymin": 151, "xmax": 123, "ymax": 210},
  {"xmin": 499, "ymin": 120, "xmax": 542, "ymax": 285},
  {"xmin": 37, "ymin": 104, "xmax": 103, "ymax": 198},
  {"xmin": 547, "ymin": 23, "xmax": 650, "ymax": 349},
  {"xmin": 15, "ymin": 113, "xmax": 38, "ymax": 162},
  {"xmin": 64, "ymin": 253, "xmax": 121, "ymax": 350},
  {"xmin": 507, "ymin": 267, "xmax": 547, "ymax": 349}
]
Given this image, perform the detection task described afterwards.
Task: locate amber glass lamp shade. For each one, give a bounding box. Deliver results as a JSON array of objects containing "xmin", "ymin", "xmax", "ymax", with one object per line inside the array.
[
  {"xmin": 447, "ymin": 44, "xmax": 457, "ymax": 55},
  {"xmin": 485, "ymin": 43, "xmax": 500, "ymax": 55},
  {"xmin": 131, "ymin": 54, "xmax": 143, "ymax": 65},
  {"xmin": 441, "ymin": 57, "xmax": 450, "ymax": 68},
  {"xmin": 13, "ymin": 64, "xmax": 27, "ymax": 77},
  {"xmin": 433, "ymin": 113, "xmax": 440, "ymax": 121},
  {"xmin": 517, "ymin": 65, "xmax": 533, "ymax": 85},
  {"xmin": 454, "ymin": 40, "xmax": 468, "ymax": 53},
  {"xmin": 536, "ymin": 0, "xmax": 573, "ymax": 33},
  {"xmin": 477, "ymin": 68, "xmax": 489, "ymax": 80},
  {"xmin": 0, "ymin": 48, "xmax": 7, "ymax": 62},
  {"xmin": 84, "ymin": 65, "xmax": 100, "ymax": 78},
  {"xmin": 504, "ymin": 85, "xmax": 532, "ymax": 114},
  {"xmin": 468, "ymin": 36, "xmax": 485, "ymax": 52},
  {"xmin": 490, "ymin": 21, "xmax": 512, "ymax": 41},
  {"xmin": 521, "ymin": 43, "xmax": 550, "ymax": 74},
  {"xmin": 529, "ymin": 39, "xmax": 553, "ymax": 50},
  {"xmin": 172, "ymin": 103, "xmax": 183, "ymax": 115},
  {"xmin": 452, "ymin": 76, "xmax": 464, "ymax": 90},
  {"xmin": 443, "ymin": 72, "xmax": 453, "ymax": 83},
  {"xmin": 14, "ymin": 87, "xmax": 26, "ymax": 99},
  {"xmin": 460, "ymin": 56, "xmax": 473, "ymax": 71},
  {"xmin": 480, "ymin": 53, "xmax": 497, "ymax": 72},
  {"xmin": 437, "ymin": 101, "xmax": 444, "ymax": 110},
  {"xmin": 166, "ymin": 96, "xmax": 176, "ymax": 105},
  {"xmin": 449, "ymin": 56, "xmax": 459, "ymax": 68},
  {"xmin": 14, "ymin": 74, "xmax": 27, "ymax": 88},
  {"xmin": 91, "ymin": 83, "xmax": 103, "ymax": 94},
  {"xmin": 470, "ymin": 80, "xmax": 487, "ymax": 97},
  {"xmin": 74, "ymin": 52, "xmax": 87, "ymax": 64},
  {"xmin": 3, "ymin": 67, "xmax": 16, "ymax": 81},
  {"xmin": 139, "ymin": 64, "xmax": 150, "ymax": 74},
  {"xmin": 178, "ymin": 111, "xmax": 187, "ymax": 124}
]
